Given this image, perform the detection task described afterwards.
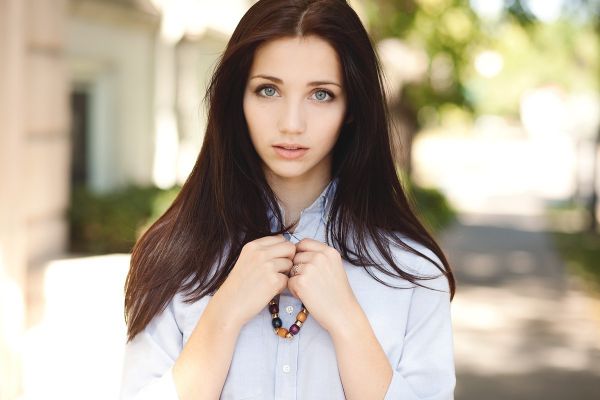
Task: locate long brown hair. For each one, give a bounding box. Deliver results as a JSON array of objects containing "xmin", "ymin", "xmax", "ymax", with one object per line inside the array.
[{"xmin": 124, "ymin": 0, "xmax": 455, "ymax": 342}]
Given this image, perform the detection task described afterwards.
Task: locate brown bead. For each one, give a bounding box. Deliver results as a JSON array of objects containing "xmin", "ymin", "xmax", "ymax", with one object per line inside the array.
[
  {"xmin": 276, "ymin": 327, "xmax": 289, "ymax": 338},
  {"xmin": 296, "ymin": 311, "xmax": 307, "ymax": 322}
]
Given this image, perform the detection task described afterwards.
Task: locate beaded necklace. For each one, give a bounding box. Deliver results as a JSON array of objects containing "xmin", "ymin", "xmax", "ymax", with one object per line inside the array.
[
  {"xmin": 269, "ymin": 229, "xmax": 309, "ymax": 339},
  {"xmin": 267, "ymin": 183, "xmax": 332, "ymax": 340},
  {"xmin": 269, "ymin": 296, "xmax": 309, "ymax": 339}
]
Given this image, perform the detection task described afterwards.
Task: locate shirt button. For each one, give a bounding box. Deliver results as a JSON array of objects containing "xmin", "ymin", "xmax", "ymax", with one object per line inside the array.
[
  {"xmin": 286, "ymin": 305, "xmax": 294, "ymax": 314},
  {"xmin": 282, "ymin": 365, "xmax": 290, "ymax": 373}
]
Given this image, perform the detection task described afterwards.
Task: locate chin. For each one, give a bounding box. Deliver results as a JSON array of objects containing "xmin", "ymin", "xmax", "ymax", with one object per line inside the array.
[
  {"xmin": 266, "ymin": 163, "xmax": 311, "ymax": 180},
  {"xmin": 271, "ymin": 170, "xmax": 308, "ymax": 180}
]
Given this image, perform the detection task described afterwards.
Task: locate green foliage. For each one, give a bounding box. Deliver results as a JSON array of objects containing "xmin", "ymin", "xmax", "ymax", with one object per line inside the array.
[
  {"xmin": 368, "ymin": 0, "xmax": 483, "ymax": 117},
  {"xmin": 547, "ymin": 203, "xmax": 600, "ymax": 295},
  {"xmin": 412, "ymin": 184, "xmax": 456, "ymax": 232},
  {"xmin": 398, "ymin": 169, "xmax": 457, "ymax": 232},
  {"xmin": 466, "ymin": 19, "xmax": 599, "ymax": 117},
  {"xmin": 68, "ymin": 185, "xmax": 181, "ymax": 254},
  {"xmin": 366, "ymin": 0, "xmax": 600, "ymax": 123},
  {"xmin": 552, "ymin": 231, "xmax": 600, "ymax": 294}
]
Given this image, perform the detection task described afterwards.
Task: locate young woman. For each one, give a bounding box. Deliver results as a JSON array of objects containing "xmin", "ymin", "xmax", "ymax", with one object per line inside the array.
[{"xmin": 120, "ymin": 1, "xmax": 456, "ymax": 399}]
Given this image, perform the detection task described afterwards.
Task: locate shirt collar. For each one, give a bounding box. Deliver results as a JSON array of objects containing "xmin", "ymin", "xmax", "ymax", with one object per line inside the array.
[{"xmin": 267, "ymin": 176, "xmax": 338, "ymax": 228}]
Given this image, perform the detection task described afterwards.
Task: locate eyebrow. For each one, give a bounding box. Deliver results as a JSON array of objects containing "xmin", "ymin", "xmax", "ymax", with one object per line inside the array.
[{"xmin": 249, "ymin": 74, "xmax": 342, "ymax": 88}]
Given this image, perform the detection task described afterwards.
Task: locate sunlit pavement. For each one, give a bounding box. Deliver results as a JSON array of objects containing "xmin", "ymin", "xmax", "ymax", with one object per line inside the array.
[
  {"xmin": 22, "ymin": 254, "xmax": 130, "ymax": 400},
  {"xmin": 442, "ymin": 213, "xmax": 600, "ymax": 400}
]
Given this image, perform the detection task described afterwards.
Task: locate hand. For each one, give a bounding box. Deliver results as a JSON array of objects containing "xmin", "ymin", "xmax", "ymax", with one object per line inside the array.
[
  {"xmin": 287, "ymin": 238, "xmax": 359, "ymax": 333},
  {"xmin": 217, "ymin": 235, "xmax": 296, "ymax": 326}
]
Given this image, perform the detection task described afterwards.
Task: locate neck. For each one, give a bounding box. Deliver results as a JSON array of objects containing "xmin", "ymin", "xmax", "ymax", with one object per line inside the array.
[{"xmin": 266, "ymin": 171, "xmax": 331, "ymax": 231}]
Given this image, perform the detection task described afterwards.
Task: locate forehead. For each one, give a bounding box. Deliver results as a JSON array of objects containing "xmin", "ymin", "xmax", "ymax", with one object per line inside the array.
[{"xmin": 249, "ymin": 35, "xmax": 343, "ymax": 82}]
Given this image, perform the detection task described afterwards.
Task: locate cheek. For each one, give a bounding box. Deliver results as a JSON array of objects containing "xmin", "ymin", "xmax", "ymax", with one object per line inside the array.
[
  {"xmin": 314, "ymin": 98, "xmax": 345, "ymax": 124},
  {"xmin": 243, "ymin": 96, "xmax": 268, "ymax": 144},
  {"xmin": 243, "ymin": 94, "xmax": 256, "ymax": 128},
  {"xmin": 310, "ymin": 107, "xmax": 345, "ymax": 146}
]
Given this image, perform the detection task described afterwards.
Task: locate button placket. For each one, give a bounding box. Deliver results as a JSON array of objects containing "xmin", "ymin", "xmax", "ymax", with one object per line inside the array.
[{"xmin": 274, "ymin": 324, "xmax": 300, "ymax": 399}]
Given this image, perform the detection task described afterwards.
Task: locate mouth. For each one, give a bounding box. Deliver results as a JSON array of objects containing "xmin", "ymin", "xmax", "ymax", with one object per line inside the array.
[
  {"xmin": 273, "ymin": 143, "xmax": 308, "ymax": 150},
  {"xmin": 272, "ymin": 144, "xmax": 309, "ymax": 160}
]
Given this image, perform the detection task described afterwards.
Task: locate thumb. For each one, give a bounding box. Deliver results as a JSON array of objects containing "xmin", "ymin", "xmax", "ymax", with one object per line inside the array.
[{"xmin": 287, "ymin": 277, "xmax": 300, "ymax": 299}]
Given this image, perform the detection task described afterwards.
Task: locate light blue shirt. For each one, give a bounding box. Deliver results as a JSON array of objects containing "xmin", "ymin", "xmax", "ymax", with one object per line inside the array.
[{"xmin": 119, "ymin": 179, "xmax": 455, "ymax": 399}]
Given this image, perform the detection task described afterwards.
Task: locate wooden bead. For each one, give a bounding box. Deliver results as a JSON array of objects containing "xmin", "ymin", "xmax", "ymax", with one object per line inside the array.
[
  {"xmin": 296, "ymin": 311, "xmax": 307, "ymax": 322},
  {"xmin": 276, "ymin": 327, "xmax": 289, "ymax": 338},
  {"xmin": 269, "ymin": 297, "xmax": 308, "ymax": 340}
]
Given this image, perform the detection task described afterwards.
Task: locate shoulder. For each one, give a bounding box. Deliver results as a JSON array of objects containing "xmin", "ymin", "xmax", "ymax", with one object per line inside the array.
[
  {"xmin": 368, "ymin": 231, "xmax": 450, "ymax": 292},
  {"xmin": 148, "ymin": 275, "xmax": 214, "ymax": 341},
  {"xmin": 390, "ymin": 235, "xmax": 444, "ymax": 275}
]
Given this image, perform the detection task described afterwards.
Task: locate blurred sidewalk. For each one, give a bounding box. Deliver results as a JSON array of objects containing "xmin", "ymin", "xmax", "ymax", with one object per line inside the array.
[
  {"xmin": 443, "ymin": 212, "xmax": 600, "ymax": 399},
  {"xmin": 22, "ymin": 255, "xmax": 129, "ymax": 400}
]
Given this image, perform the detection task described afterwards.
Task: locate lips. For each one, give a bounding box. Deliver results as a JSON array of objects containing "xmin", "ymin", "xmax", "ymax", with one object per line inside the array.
[
  {"xmin": 272, "ymin": 144, "xmax": 309, "ymax": 160},
  {"xmin": 273, "ymin": 143, "xmax": 307, "ymax": 150}
]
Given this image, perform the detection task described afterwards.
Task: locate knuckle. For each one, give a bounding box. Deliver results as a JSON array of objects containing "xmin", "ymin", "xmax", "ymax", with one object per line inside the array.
[
  {"xmin": 278, "ymin": 274, "xmax": 288, "ymax": 288},
  {"xmin": 287, "ymin": 242, "xmax": 296, "ymax": 254},
  {"xmin": 243, "ymin": 241, "xmax": 256, "ymax": 252},
  {"xmin": 328, "ymin": 247, "xmax": 340, "ymax": 258},
  {"xmin": 269, "ymin": 274, "xmax": 280, "ymax": 287},
  {"xmin": 295, "ymin": 275, "xmax": 306, "ymax": 288}
]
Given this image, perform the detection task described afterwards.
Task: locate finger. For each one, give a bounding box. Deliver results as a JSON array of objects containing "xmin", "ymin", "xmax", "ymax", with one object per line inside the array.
[
  {"xmin": 287, "ymin": 279, "xmax": 299, "ymax": 299},
  {"xmin": 268, "ymin": 257, "xmax": 294, "ymax": 274},
  {"xmin": 243, "ymin": 235, "xmax": 285, "ymax": 253},
  {"xmin": 264, "ymin": 240, "xmax": 297, "ymax": 260},
  {"xmin": 295, "ymin": 238, "xmax": 328, "ymax": 253},
  {"xmin": 254, "ymin": 234, "xmax": 286, "ymax": 246},
  {"xmin": 292, "ymin": 251, "xmax": 314, "ymax": 265}
]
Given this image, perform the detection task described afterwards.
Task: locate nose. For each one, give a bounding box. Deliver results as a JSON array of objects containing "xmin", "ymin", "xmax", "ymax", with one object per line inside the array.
[{"xmin": 277, "ymin": 97, "xmax": 306, "ymax": 135}]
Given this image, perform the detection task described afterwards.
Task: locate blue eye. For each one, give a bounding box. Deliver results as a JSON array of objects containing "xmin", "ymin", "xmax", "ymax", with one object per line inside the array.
[
  {"xmin": 313, "ymin": 89, "xmax": 334, "ymax": 102},
  {"xmin": 262, "ymin": 87, "xmax": 276, "ymax": 97},
  {"xmin": 255, "ymin": 85, "xmax": 335, "ymax": 102},
  {"xmin": 256, "ymin": 85, "xmax": 278, "ymax": 97}
]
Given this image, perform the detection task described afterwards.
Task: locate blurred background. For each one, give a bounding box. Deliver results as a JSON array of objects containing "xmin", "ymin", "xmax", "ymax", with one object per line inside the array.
[{"xmin": 0, "ymin": 0, "xmax": 599, "ymax": 399}]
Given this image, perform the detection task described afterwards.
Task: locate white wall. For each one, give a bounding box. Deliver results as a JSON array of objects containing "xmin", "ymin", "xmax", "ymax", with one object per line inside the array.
[
  {"xmin": 1, "ymin": 0, "xmax": 70, "ymax": 397},
  {"xmin": 66, "ymin": 10, "xmax": 157, "ymax": 192},
  {"xmin": 174, "ymin": 31, "xmax": 228, "ymax": 183}
]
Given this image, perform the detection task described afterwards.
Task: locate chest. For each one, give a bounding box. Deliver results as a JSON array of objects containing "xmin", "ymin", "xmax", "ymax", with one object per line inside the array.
[{"xmin": 176, "ymin": 264, "xmax": 412, "ymax": 400}]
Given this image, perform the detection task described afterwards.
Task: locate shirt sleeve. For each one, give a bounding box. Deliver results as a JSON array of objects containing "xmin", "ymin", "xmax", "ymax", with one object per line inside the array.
[
  {"xmin": 383, "ymin": 273, "xmax": 456, "ymax": 400},
  {"xmin": 119, "ymin": 299, "xmax": 183, "ymax": 400}
]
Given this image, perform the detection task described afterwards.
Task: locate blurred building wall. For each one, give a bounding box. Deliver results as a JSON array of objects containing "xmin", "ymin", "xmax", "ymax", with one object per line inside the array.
[
  {"xmin": 0, "ymin": 1, "xmax": 239, "ymax": 396},
  {"xmin": 0, "ymin": 0, "xmax": 69, "ymax": 398},
  {"xmin": 172, "ymin": 32, "xmax": 229, "ymax": 183},
  {"xmin": 67, "ymin": 0, "xmax": 159, "ymax": 193}
]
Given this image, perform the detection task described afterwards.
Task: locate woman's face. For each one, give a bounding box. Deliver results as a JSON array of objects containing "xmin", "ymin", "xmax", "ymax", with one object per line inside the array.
[{"xmin": 243, "ymin": 35, "xmax": 347, "ymax": 185}]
